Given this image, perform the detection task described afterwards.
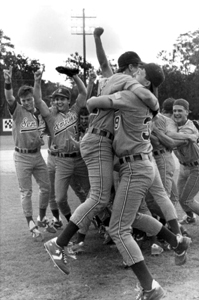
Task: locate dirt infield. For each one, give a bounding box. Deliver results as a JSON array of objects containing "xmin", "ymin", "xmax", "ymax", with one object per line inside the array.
[{"xmin": 0, "ymin": 135, "xmax": 199, "ymax": 300}]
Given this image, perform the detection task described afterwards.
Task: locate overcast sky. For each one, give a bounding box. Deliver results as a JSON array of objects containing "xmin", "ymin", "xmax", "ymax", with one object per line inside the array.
[{"xmin": 1, "ymin": 0, "xmax": 198, "ymax": 84}]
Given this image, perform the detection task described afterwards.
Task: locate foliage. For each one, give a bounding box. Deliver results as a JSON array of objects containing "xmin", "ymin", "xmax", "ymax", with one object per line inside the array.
[
  {"xmin": 0, "ymin": 30, "xmax": 58, "ymax": 117},
  {"xmin": 157, "ymin": 28, "xmax": 199, "ymax": 74}
]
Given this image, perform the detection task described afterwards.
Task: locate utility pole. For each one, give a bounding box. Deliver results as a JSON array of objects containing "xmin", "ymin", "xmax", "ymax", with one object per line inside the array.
[{"xmin": 71, "ymin": 8, "xmax": 96, "ymax": 84}]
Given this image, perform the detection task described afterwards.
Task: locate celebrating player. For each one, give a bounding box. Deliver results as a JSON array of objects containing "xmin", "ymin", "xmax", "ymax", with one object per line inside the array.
[
  {"xmin": 3, "ymin": 66, "xmax": 56, "ymax": 241},
  {"xmin": 33, "ymin": 68, "xmax": 90, "ymax": 224}
]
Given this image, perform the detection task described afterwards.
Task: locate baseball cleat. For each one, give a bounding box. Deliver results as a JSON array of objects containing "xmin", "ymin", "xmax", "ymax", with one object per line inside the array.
[
  {"xmin": 135, "ymin": 280, "xmax": 166, "ymax": 300},
  {"xmin": 30, "ymin": 226, "xmax": 44, "ymax": 242},
  {"xmin": 151, "ymin": 244, "xmax": 164, "ymax": 256},
  {"xmin": 70, "ymin": 241, "xmax": 85, "ymax": 254},
  {"xmin": 173, "ymin": 234, "xmax": 192, "ymax": 266},
  {"xmin": 94, "ymin": 27, "xmax": 104, "ymax": 37},
  {"xmin": 44, "ymin": 237, "xmax": 76, "ymax": 275},
  {"xmin": 37, "ymin": 216, "xmax": 57, "ymax": 233},
  {"xmin": 179, "ymin": 214, "xmax": 196, "ymax": 225},
  {"xmin": 52, "ymin": 217, "xmax": 63, "ymax": 230}
]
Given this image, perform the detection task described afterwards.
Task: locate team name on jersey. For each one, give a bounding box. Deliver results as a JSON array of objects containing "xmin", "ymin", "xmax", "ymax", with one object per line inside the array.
[
  {"xmin": 20, "ymin": 117, "xmax": 38, "ymax": 133},
  {"xmin": 54, "ymin": 112, "xmax": 77, "ymax": 136}
]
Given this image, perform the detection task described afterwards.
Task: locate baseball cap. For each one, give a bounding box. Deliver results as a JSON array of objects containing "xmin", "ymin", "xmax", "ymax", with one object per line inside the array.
[
  {"xmin": 51, "ymin": 86, "xmax": 71, "ymax": 99},
  {"xmin": 143, "ymin": 63, "xmax": 165, "ymax": 88},
  {"xmin": 173, "ymin": 99, "xmax": 190, "ymax": 111},
  {"xmin": 118, "ymin": 51, "xmax": 142, "ymax": 68},
  {"xmin": 162, "ymin": 98, "xmax": 175, "ymax": 113}
]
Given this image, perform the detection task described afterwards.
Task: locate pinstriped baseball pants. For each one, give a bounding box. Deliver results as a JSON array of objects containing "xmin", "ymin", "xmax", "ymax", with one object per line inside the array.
[
  {"xmin": 14, "ymin": 151, "xmax": 50, "ymax": 217},
  {"xmin": 70, "ymin": 132, "xmax": 113, "ymax": 230},
  {"xmin": 108, "ymin": 159, "xmax": 159, "ymax": 266}
]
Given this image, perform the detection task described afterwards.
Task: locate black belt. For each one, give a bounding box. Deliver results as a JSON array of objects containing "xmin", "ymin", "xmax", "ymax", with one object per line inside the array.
[
  {"xmin": 48, "ymin": 150, "xmax": 80, "ymax": 158},
  {"xmin": 88, "ymin": 127, "xmax": 113, "ymax": 141},
  {"xmin": 180, "ymin": 160, "xmax": 199, "ymax": 167},
  {"xmin": 119, "ymin": 153, "xmax": 151, "ymax": 165},
  {"xmin": 153, "ymin": 148, "xmax": 172, "ymax": 156},
  {"xmin": 15, "ymin": 147, "xmax": 38, "ymax": 154}
]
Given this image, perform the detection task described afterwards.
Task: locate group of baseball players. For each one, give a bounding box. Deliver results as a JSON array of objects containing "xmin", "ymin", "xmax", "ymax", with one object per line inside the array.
[{"xmin": 3, "ymin": 27, "xmax": 199, "ymax": 300}]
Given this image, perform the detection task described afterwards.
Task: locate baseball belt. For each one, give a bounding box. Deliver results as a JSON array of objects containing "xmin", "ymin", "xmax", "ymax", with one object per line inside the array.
[
  {"xmin": 15, "ymin": 147, "xmax": 38, "ymax": 154},
  {"xmin": 180, "ymin": 160, "xmax": 199, "ymax": 167},
  {"xmin": 119, "ymin": 153, "xmax": 152, "ymax": 165},
  {"xmin": 48, "ymin": 150, "xmax": 80, "ymax": 158},
  {"xmin": 88, "ymin": 127, "xmax": 114, "ymax": 141},
  {"xmin": 153, "ymin": 148, "xmax": 172, "ymax": 156}
]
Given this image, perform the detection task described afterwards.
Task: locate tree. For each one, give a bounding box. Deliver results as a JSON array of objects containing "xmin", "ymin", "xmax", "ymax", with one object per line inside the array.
[{"xmin": 157, "ymin": 28, "xmax": 199, "ymax": 74}]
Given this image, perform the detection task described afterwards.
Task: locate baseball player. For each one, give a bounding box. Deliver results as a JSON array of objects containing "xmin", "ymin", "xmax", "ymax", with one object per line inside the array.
[
  {"xmin": 43, "ymin": 25, "xmax": 166, "ymax": 275},
  {"xmin": 3, "ymin": 66, "xmax": 56, "ymax": 241},
  {"xmin": 171, "ymin": 99, "xmax": 199, "ymax": 223},
  {"xmin": 33, "ymin": 69, "xmax": 90, "ymax": 224}
]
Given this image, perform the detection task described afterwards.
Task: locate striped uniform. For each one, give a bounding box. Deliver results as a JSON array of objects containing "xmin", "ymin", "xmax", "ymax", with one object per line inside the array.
[
  {"xmin": 106, "ymin": 90, "xmax": 163, "ymax": 266},
  {"xmin": 70, "ymin": 73, "xmax": 143, "ymax": 231},
  {"xmin": 174, "ymin": 120, "xmax": 199, "ymax": 216},
  {"xmin": 9, "ymin": 101, "xmax": 50, "ymax": 217},
  {"xmin": 144, "ymin": 113, "xmax": 179, "ymax": 220},
  {"xmin": 44, "ymin": 103, "xmax": 90, "ymax": 217}
]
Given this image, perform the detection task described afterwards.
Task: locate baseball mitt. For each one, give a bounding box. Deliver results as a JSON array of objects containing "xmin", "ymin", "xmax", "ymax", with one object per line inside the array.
[{"xmin": 56, "ymin": 66, "xmax": 79, "ymax": 77}]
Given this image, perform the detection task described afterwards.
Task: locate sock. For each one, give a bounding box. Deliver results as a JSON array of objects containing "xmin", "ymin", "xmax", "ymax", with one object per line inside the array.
[
  {"xmin": 57, "ymin": 221, "xmax": 79, "ymax": 248},
  {"xmin": 26, "ymin": 216, "xmax": 34, "ymax": 225},
  {"xmin": 28, "ymin": 220, "xmax": 36, "ymax": 231},
  {"xmin": 186, "ymin": 211, "xmax": 194, "ymax": 218},
  {"xmin": 51, "ymin": 209, "xmax": 59, "ymax": 220},
  {"xmin": 39, "ymin": 208, "xmax": 46, "ymax": 221},
  {"xmin": 157, "ymin": 225, "xmax": 178, "ymax": 248},
  {"xmin": 131, "ymin": 260, "xmax": 153, "ymax": 291},
  {"xmin": 65, "ymin": 213, "xmax": 71, "ymax": 222},
  {"xmin": 76, "ymin": 232, "xmax": 86, "ymax": 243},
  {"xmin": 167, "ymin": 219, "xmax": 181, "ymax": 235}
]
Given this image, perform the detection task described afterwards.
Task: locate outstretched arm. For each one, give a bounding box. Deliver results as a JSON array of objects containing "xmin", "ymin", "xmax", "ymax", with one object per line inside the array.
[
  {"xmin": 33, "ymin": 69, "xmax": 50, "ymax": 117},
  {"xmin": 73, "ymin": 74, "xmax": 87, "ymax": 108},
  {"xmin": 133, "ymin": 86, "xmax": 159, "ymax": 112},
  {"xmin": 86, "ymin": 70, "xmax": 97, "ymax": 100},
  {"xmin": 3, "ymin": 66, "xmax": 16, "ymax": 106},
  {"xmin": 94, "ymin": 27, "xmax": 113, "ymax": 78}
]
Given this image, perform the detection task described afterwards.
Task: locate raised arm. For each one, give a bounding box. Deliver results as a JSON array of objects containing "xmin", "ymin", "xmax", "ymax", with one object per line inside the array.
[
  {"xmin": 93, "ymin": 27, "xmax": 113, "ymax": 78},
  {"xmin": 3, "ymin": 66, "xmax": 16, "ymax": 106},
  {"xmin": 33, "ymin": 69, "xmax": 50, "ymax": 117},
  {"xmin": 86, "ymin": 70, "xmax": 97, "ymax": 100},
  {"xmin": 73, "ymin": 74, "xmax": 87, "ymax": 108}
]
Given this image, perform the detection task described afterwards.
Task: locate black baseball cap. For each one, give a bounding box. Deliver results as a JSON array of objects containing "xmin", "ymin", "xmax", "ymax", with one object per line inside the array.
[
  {"xmin": 173, "ymin": 99, "xmax": 190, "ymax": 111},
  {"xmin": 51, "ymin": 86, "xmax": 71, "ymax": 99},
  {"xmin": 162, "ymin": 98, "xmax": 175, "ymax": 113},
  {"xmin": 118, "ymin": 51, "xmax": 142, "ymax": 68},
  {"xmin": 143, "ymin": 63, "xmax": 165, "ymax": 88}
]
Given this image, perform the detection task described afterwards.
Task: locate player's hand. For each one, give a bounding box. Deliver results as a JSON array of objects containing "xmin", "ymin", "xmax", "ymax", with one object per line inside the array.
[
  {"xmin": 34, "ymin": 67, "xmax": 44, "ymax": 82},
  {"xmin": 94, "ymin": 27, "xmax": 104, "ymax": 37},
  {"xmin": 187, "ymin": 134, "xmax": 198, "ymax": 143},
  {"xmin": 88, "ymin": 70, "xmax": 97, "ymax": 83},
  {"xmin": 3, "ymin": 66, "xmax": 13, "ymax": 83}
]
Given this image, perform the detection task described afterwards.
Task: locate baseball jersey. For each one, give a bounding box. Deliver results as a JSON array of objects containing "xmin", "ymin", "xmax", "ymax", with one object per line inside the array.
[
  {"xmin": 174, "ymin": 119, "xmax": 199, "ymax": 163},
  {"xmin": 88, "ymin": 73, "xmax": 143, "ymax": 134},
  {"xmin": 8, "ymin": 101, "xmax": 45, "ymax": 149},
  {"xmin": 108, "ymin": 90, "xmax": 153, "ymax": 157},
  {"xmin": 152, "ymin": 113, "xmax": 176, "ymax": 151},
  {"xmin": 44, "ymin": 103, "xmax": 80, "ymax": 153}
]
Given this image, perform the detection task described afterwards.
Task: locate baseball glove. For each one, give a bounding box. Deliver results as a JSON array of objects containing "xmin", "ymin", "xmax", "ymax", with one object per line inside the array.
[{"xmin": 55, "ymin": 66, "xmax": 79, "ymax": 77}]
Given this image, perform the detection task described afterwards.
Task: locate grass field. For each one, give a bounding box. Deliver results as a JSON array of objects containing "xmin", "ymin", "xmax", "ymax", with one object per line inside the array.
[{"xmin": 0, "ymin": 135, "xmax": 199, "ymax": 300}]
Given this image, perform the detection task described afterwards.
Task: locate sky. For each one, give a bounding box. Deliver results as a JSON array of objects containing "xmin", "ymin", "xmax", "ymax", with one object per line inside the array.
[{"xmin": 1, "ymin": 0, "xmax": 198, "ymax": 84}]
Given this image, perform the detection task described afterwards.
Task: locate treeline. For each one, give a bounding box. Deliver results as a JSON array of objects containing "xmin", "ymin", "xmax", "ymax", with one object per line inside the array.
[{"xmin": 0, "ymin": 28, "xmax": 199, "ymax": 119}]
